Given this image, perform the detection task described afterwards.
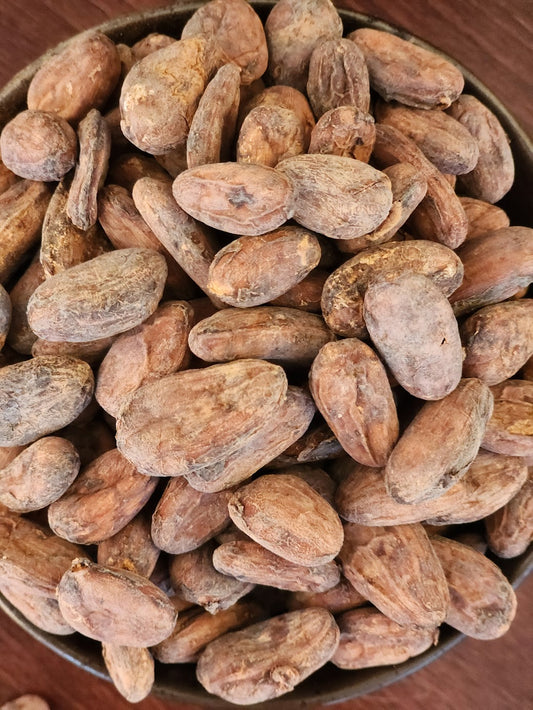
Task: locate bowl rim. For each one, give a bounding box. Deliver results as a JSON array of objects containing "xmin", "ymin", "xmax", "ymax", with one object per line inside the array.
[{"xmin": 0, "ymin": 1, "xmax": 531, "ymax": 707}]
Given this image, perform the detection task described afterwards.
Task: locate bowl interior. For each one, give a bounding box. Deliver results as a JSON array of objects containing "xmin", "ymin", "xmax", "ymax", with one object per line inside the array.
[{"xmin": 0, "ymin": 2, "xmax": 531, "ymax": 707}]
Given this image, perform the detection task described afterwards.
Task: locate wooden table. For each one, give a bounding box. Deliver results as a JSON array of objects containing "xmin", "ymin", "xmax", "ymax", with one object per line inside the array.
[{"xmin": 0, "ymin": 1, "xmax": 531, "ymax": 708}]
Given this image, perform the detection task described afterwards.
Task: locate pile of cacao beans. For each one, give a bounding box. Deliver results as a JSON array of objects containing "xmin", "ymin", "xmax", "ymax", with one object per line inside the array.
[{"xmin": 0, "ymin": 0, "xmax": 531, "ymax": 705}]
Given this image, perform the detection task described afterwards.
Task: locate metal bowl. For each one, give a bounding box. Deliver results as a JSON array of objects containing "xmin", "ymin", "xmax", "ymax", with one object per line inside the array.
[{"xmin": 0, "ymin": 2, "xmax": 531, "ymax": 707}]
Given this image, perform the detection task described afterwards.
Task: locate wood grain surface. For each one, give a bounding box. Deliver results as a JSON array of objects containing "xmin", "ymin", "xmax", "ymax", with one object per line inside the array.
[{"xmin": 0, "ymin": 1, "xmax": 531, "ymax": 709}]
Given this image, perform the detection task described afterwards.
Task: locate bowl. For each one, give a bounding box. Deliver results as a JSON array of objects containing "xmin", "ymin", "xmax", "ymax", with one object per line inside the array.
[{"xmin": 0, "ymin": 2, "xmax": 531, "ymax": 707}]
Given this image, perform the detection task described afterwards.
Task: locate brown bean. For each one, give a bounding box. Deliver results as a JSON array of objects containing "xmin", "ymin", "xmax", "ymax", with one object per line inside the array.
[
  {"xmin": 187, "ymin": 63, "xmax": 241, "ymax": 168},
  {"xmin": 31, "ymin": 334, "xmax": 116, "ymax": 365},
  {"xmin": 237, "ymin": 105, "xmax": 307, "ymax": 167},
  {"xmin": 116, "ymin": 359, "xmax": 288, "ymax": 476},
  {"xmin": 268, "ymin": 420, "xmax": 344, "ymax": 469},
  {"xmin": 364, "ymin": 273, "xmax": 463, "ymax": 400},
  {"xmin": 185, "ymin": 386, "xmax": 316, "ymax": 493},
  {"xmin": 448, "ymin": 94, "xmax": 514, "ymax": 203},
  {"xmin": 188, "ymin": 306, "xmax": 334, "ymax": 366},
  {"xmin": 0, "ymin": 180, "xmax": 51, "ymax": 285},
  {"xmin": 0, "ymin": 514, "xmax": 83, "ymax": 634},
  {"xmin": 337, "ymin": 163, "xmax": 428, "ymax": 254},
  {"xmin": 57, "ymin": 559, "xmax": 176, "ymax": 646},
  {"xmin": 42, "ymin": 177, "xmax": 111, "ymax": 278},
  {"xmin": 0, "ymin": 285, "xmax": 11, "ymax": 350},
  {"xmin": 120, "ymin": 38, "xmax": 214, "ymax": 154},
  {"xmin": 310, "ymin": 338, "xmax": 399, "ymax": 467},
  {"xmin": 281, "ymin": 464, "xmax": 336, "ymax": 505},
  {"xmin": 270, "ymin": 268, "xmax": 329, "ymax": 313},
  {"xmin": 461, "ymin": 301, "xmax": 533, "ymax": 385},
  {"xmin": 27, "ymin": 31, "xmax": 120, "ymax": 123},
  {"xmin": 0, "ymin": 356, "xmax": 94, "ymax": 447},
  {"xmin": 350, "ymin": 28, "xmax": 464, "ymax": 108},
  {"xmin": 482, "ymin": 380, "xmax": 533, "ymax": 458},
  {"xmin": 0, "ymin": 153, "xmax": 19, "ymax": 195},
  {"xmin": 460, "ymin": 196, "xmax": 510, "ymax": 240},
  {"xmin": 6, "ymin": 258, "xmax": 45, "ymax": 354},
  {"xmin": 196, "ymin": 608, "xmax": 339, "ymax": 704},
  {"xmin": 0, "ymin": 110, "xmax": 77, "ymax": 182},
  {"xmin": 59, "ymin": 419, "xmax": 115, "ymax": 467},
  {"xmin": 265, "ymin": 0, "xmax": 343, "ymax": 92},
  {"xmin": 307, "ymin": 38, "xmax": 370, "ymax": 117},
  {"xmin": 207, "ymin": 227, "xmax": 321, "ymax": 307},
  {"xmin": 485, "ymin": 468, "xmax": 533, "ymax": 558},
  {"xmin": 332, "ymin": 607, "xmax": 438, "ymax": 670},
  {"xmin": 151, "ymin": 478, "xmax": 232, "ymax": 555},
  {"xmin": 450, "ymin": 227, "xmax": 533, "ymax": 316},
  {"xmin": 372, "ymin": 124, "xmax": 468, "ymax": 248},
  {"xmin": 241, "ymin": 85, "xmax": 315, "ymax": 144},
  {"xmin": 308, "ymin": 106, "xmax": 376, "ymax": 164},
  {"xmin": 339, "ymin": 522, "xmax": 449, "ymax": 627},
  {"xmin": 431, "ymin": 536, "xmax": 516, "ymax": 639},
  {"xmin": 27, "ymin": 248, "xmax": 167, "ymax": 342},
  {"xmin": 153, "ymin": 601, "xmax": 263, "ymax": 664},
  {"xmin": 182, "ymin": 0, "xmax": 268, "ymax": 85},
  {"xmin": 131, "ymin": 33, "xmax": 176, "ymax": 61},
  {"xmin": 132, "ymin": 177, "xmax": 220, "ymax": 298},
  {"xmin": 334, "ymin": 450, "xmax": 528, "ymax": 526},
  {"xmin": 102, "ymin": 645, "xmax": 154, "ymax": 703},
  {"xmin": 277, "ymin": 154, "xmax": 392, "ymax": 240},
  {"xmin": 287, "ymin": 576, "xmax": 367, "ymax": 614},
  {"xmin": 213, "ymin": 539, "xmax": 340, "ymax": 593},
  {"xmin": 106, "ymin": 153, "xmax": 170, "ymax": 193},
  {"xmin": 385, "ymin": 379, "xmax": 494, "ymax": 503},
  {"xmin": 0, "ymin": 695, "xmax": 50, "ymax": 710},
  {"xmin": 97, "ymin": 513, "xmax": 160, "ymax": 578},
  {"xmin": 67, "ymin": 109, "xmax": 110, "ymax": 230},
  {"xmin": 173, "ymin": 162, "xmax": 294, "ymax": 236},
  {"xmin": 228, "ymin": 473, "xmax": 344, "ymax": 566},
  {"xmin": 97, "ymin": 184, "xmax": 197, "ymax": 300},
  {"xmin": 0, "ymin": 436, "xmax": 80, "ymax": 512},
  {"xmin": 48, "ymin": 449, "xmax": 157, "ymax": 544},
  {"xmin": 96, "ymin": 301, "xmax": 193, "ymax": 417},
  {"xmin": 169, "ymin": 542, "xmax": 254, "ymax": 613},
  {"xmin": 376, "ymin": 101, "xmax": 479, "ymax": 174}
]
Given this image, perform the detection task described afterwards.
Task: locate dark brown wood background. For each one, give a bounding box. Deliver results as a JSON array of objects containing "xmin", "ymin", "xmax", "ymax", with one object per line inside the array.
[{"xmin": 0, "ymin": 1, "xmax": 531, "ymax": 708}]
